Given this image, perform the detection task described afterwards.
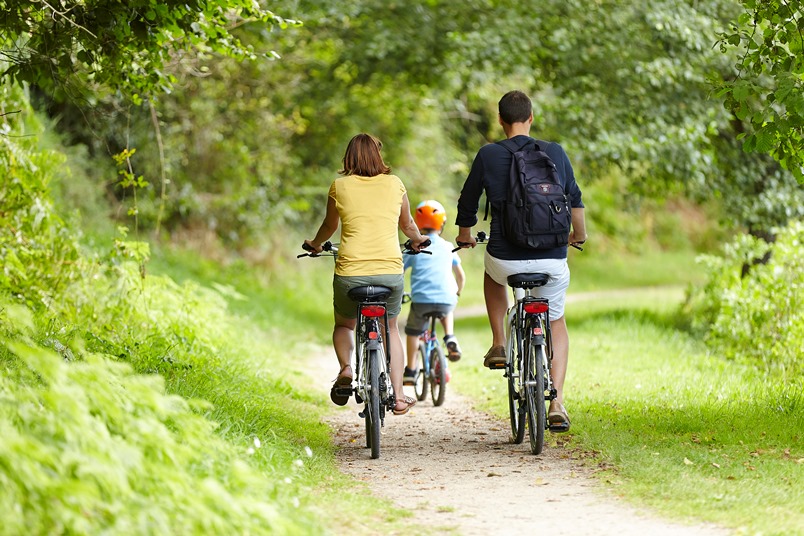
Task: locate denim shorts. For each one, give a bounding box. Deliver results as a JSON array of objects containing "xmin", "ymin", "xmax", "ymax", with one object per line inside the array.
[
  {"xmin": 484, "ymin": 250, "xmax": 570, "ymax": 321},
  {"xmin": 333, "ymin": 273, "xmax": 405, "ymax": 319}
]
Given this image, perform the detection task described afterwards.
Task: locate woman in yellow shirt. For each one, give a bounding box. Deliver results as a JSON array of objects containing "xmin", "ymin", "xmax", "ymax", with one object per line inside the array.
[{"xmin": 305, "ymin": 133, "xmax": 428, "ymax": 415}]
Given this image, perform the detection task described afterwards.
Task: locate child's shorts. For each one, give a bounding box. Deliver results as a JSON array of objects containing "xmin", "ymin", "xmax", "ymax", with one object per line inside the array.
[{"xmin": 404, "ymin": 302, "xmax": 454, "ymax": 336}]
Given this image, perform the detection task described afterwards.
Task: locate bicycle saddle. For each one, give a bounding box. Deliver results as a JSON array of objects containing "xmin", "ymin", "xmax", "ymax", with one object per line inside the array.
[
  {"xmin": 348, "ymin": 285, "xmax": 393, "ymax": 302},
  {"xmin": 507, "ymin": 273, "xmax": 550, "ymax": 289}
]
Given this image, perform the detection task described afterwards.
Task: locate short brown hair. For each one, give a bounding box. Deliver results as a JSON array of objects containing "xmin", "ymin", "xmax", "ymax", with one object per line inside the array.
[
  {"xmin": 498, "ymin": 90, "xmax": 532, "ymax": 124},
  {"xmin": 339, "ymin": 133, "xmax": 392, "ymax": 176}
]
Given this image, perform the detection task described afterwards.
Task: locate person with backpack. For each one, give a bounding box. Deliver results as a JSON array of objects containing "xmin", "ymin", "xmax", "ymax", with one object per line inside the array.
[
  {"xmin": 402, "ymin": 200, "xmax": 466, "ymax": 386},
  {"xmin": 454, "ymin": 90, "xmax": 587, "ymax": 431}
]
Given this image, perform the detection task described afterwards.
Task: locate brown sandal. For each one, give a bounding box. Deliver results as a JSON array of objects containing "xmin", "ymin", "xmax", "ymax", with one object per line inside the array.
[
  {"xmin": 334, "ymin": 364, "xmax": 352, "ymax": 386},
  {"xmin": 392, "ymin": 395, "xmax": 417, "ymax": 415},
  {"xmin": 330, "ymin": 365, "xmax": 352, "ymax": 406}
]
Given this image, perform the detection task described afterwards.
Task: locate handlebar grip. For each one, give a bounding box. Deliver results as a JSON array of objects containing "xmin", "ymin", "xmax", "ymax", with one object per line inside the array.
[{"xmin": 403, "ymin": 238, "xmax": 431, "ymax": 253}]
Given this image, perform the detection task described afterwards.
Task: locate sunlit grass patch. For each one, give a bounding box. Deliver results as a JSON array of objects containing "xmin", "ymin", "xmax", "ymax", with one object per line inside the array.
[{"xmin": 452, "ymin": 291, "xmax": 804, "ymax": 536}]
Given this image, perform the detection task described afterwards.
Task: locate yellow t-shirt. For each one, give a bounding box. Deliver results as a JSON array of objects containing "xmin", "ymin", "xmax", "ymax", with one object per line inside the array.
[{"xmin": 329, "ymin": 174, "xmax": 406, "ymax": 276}]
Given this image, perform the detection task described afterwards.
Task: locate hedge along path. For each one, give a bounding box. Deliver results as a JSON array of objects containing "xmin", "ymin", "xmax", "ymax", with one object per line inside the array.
[{"xmin": 309, "ymin": 346, "xmax": 731, "ymax": 536}]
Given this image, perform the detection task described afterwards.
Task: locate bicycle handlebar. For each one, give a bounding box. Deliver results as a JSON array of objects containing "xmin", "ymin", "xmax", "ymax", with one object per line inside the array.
[
  {"xmin": 299, "ymin": 238, "xmax": 431, "ymax": 258},
  {"xmin": 298, "ymin": 241, "xmax": 337, "ymax": 258},
  {"xmin": 452, "ymin": 231, "xmax": 584, "ymax": 252},
  {"xmin": 452, "ymin": 231, "xmax": 488, "ymax": 252},
  {"xmin": 403, "ymin": 238, "xmax": 432, "ymax": 255}
]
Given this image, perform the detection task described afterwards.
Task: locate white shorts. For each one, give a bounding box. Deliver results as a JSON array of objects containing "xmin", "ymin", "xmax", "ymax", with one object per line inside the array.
[{"xmin": 484, "ymin": 250, "xmax": 570, "ymax": 321}]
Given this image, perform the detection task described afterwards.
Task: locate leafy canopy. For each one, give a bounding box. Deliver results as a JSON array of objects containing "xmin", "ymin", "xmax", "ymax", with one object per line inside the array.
[
  {"xmin": 716, "ymin": 0, "xmax": 804, "ymax": 182},
  {"xmin": 0, "ymin": 0, "xmax": 298, "ymax": 101}
]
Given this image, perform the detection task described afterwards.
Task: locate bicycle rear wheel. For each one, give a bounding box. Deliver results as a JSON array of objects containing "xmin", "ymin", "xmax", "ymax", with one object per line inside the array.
[
  {"xmin": 524, "ymin": 321, "xmax": 546, "ymax": 455},
  {"xmin": 430, "ymin": 345, "xmax": 447, "ymax": 406},
  {"xmin": 413, "ymin": 341, "xmax": 428, "ymax": 402},
  {"xmin": 368, "ymin": 346, "xmax": 381, "ymax": 459},
  {"xmin": 506, "ymin": 314, "xmax": 525, "ymax": 444}
]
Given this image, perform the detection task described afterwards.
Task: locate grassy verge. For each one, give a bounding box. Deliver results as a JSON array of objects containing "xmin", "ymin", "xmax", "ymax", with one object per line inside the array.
[
  {"xmin": 147, "ymin": 246, "xmax": 424, "ymax": 535},
  {"xmin": 450, "ymin": 289, "xmax": 804, "ymax": 536}
]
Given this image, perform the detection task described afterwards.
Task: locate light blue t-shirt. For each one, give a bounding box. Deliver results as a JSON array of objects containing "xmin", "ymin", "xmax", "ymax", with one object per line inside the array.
[{"xmin": 404, "ymin": 232, "xmax": 461, "ymax": 305}]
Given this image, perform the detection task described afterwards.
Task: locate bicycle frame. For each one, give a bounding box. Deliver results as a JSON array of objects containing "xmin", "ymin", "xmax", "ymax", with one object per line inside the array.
[
  {"xmin": 414, "ymin": 312, "xmax": 447, "ymax": 406},
  {"xmin": 505, "ymin": 280, "xmax": 556, "ymax": 454},
  {"xmin": 353, "ymin": 300, "xmax": 393, "ymax": 407}
]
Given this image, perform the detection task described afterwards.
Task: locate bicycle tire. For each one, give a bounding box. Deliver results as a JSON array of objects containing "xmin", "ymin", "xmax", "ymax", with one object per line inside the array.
[
  {"xmin": 368, "ymin": 346, "xmax": 381, "ymax": 459},
  {"xmin": 506, "ymin": 313, "xmax": 525, "ymax": 444},
  {"xmin": 430, "ymin": 344, "xmax": 447, "ymax": 407},
  {"xmin": 364, "ymin": 411, "xmax": 371, "ymax": 449},
  {"xmin": 414, "ymin": 341, "xmax": 428, "ymax": 402},
  {"xmin": 524, "ymin": 318, "xmax": 546, "ymax": 455}
]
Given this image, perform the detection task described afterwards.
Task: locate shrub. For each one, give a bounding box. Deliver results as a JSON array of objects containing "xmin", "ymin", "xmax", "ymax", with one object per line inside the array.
[
  {"xmin": 684, "ymin": 221, "xmax": 804, "ymax": 378},
  {"xmin": 0, "ymin": 303, "xmax": 303, "ymax": 535}
]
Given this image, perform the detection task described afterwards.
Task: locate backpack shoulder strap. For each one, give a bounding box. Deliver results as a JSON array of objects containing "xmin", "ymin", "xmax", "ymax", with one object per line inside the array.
[
  {"xmin": 486, "ymin": 138, "xmax": 531, "ymax": 220},
  {"xmin": 497, "ymin": 139, "xmax": 517, "ymax": 154}
]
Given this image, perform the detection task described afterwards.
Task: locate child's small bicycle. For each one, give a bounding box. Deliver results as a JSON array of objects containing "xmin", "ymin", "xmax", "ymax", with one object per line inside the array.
[{"xmin": 403, "ymin": 294, "xmax": 448, "ymax": 407}]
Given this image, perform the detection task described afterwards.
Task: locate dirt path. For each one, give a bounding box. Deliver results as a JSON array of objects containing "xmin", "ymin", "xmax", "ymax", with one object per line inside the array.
[{"xmin": 311, "ymin": 347, "xmax": 732, "ymax": 536}]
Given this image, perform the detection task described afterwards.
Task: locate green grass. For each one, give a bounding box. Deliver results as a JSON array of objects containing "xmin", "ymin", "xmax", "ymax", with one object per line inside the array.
[
  {"xmin": 450, "ymin": 290, "xmax": 804, "ymax": 536},
  {"xmin": 145, "ymin": 245, "xmax": 426, "ymax": 535}
]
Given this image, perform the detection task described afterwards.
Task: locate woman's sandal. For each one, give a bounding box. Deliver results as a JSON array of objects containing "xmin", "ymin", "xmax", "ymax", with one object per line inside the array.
[
  {"xmin": 392, "ymin": 395, "xmax": 417, "ymax": 416},
  {"xmin": 330, "ymin": 365, "xmax": 353, "ymax": 406}
]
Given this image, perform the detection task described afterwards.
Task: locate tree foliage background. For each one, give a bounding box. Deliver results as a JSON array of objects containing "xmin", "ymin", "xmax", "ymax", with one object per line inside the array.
[{"xmin": 3, "ymin": 0, "xmax": 801, "ymax": 252}]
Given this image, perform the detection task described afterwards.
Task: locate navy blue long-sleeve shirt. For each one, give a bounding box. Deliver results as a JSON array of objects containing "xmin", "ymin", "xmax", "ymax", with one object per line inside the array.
[{"xmin": 456, "ymin": 135, "xmax": 584, "ymax": 260}]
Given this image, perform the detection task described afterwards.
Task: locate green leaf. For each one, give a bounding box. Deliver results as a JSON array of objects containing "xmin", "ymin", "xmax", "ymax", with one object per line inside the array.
[{"xmin": 753, "ymin": 127, "xmax": 777, "ymax": 153}]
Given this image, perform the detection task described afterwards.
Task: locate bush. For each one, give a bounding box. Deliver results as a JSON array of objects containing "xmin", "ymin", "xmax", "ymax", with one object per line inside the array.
[
  {"xmin": 0, "ymin": 83, "xmax": 82, "ymax": 309},
  {"xmin": 0, "ymin": 302, "xmax": 306, "ymax": 535},
  {"xmin": 683, "ymin": 221, "xmax": 804, "ymax": 378}
]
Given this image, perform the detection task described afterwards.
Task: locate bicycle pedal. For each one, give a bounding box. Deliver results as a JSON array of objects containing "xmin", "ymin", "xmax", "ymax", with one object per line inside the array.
[{"xmin": 489, "ymin": 362, "xmax": 506, "ymax": 370}]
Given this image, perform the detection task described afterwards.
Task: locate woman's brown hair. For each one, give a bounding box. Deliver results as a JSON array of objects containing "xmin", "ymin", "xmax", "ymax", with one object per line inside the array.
[{"xmin": 339, "ymin": 133, "xmax": 392, "ymax": 176}]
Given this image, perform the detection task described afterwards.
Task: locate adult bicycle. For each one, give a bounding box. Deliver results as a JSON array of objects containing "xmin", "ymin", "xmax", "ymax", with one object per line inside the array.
[
  {"xmin": 455, "ymin": 231, "xmax": 575, "ymax": 455},
  {"xmin": 501, "ymin": 273, "xmax": 556, "ymax": 455},
  {"xmin": 300, "ymin": 239, "xmax": 429, "ymax": 459}
]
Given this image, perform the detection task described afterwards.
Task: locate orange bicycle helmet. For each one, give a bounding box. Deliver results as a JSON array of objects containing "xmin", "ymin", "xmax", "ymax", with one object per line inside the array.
[{"xmin": 415, "ymin": 200, "xmax": 447, "ymax": 231}]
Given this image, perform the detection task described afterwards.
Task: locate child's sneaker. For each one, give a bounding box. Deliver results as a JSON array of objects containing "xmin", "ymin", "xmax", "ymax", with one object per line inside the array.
[
  {"xmin": 403, "ymin": 366, "xmax": 417, "ymax": 386},
  {"xmin": 444, "ymin": 335, "xmax": 462, "ymax": 362}
]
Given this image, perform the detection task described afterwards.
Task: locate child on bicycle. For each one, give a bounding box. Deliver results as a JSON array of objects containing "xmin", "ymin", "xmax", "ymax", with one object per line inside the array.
[{"xmin": 403, "ymin": 200, "xmax": 466, "ymax": 386}]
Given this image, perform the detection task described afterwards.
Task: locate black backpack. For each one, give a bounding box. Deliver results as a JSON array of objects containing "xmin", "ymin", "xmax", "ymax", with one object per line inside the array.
[{"xmin": 485, "ymin": 139, "xmax": 572, "ymax": 250}]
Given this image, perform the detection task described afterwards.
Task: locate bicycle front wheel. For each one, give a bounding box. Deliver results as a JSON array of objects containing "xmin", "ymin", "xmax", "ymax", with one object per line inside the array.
[
  {"xmin": 368, "ymin": 346, "xmax": 382, "ymax": 459},
  {"xmin": 430, "ymin": 345, "xmax": 447, "ymax": 407},
  {"xmin": 414, "ymin": 341, "xmax": 428, "ymax": 402},
  {"xmin": 524, "ymin": 324, "xmax": 547, "ymax": 455},
  {"xmin": 506, "ymin": 314, "xmax": 525, "ymax": 444}
]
